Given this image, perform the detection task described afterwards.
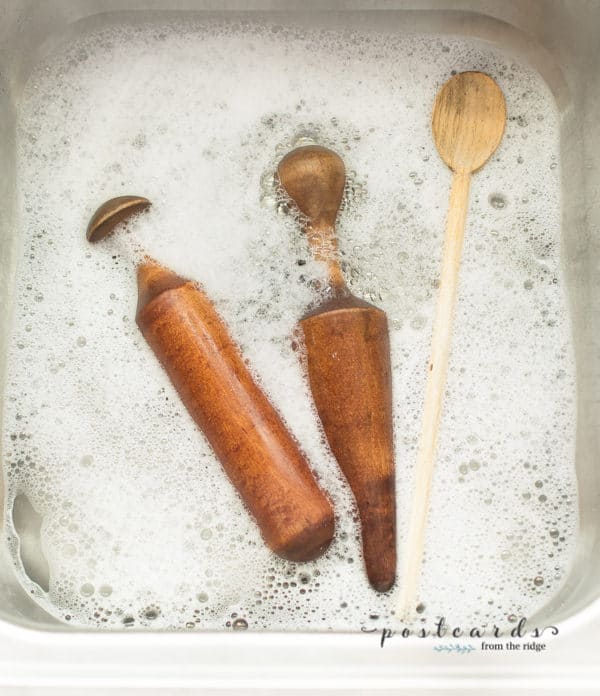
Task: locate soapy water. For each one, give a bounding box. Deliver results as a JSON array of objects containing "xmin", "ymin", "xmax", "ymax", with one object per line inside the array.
[{"xmin": 1, "ymin": 19, "xmax": 577, "ymax": 630}]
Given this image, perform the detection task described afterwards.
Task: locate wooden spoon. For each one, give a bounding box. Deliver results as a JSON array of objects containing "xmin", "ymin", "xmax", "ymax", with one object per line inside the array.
[
  {"xmin": 278, "ymin": 146, "xmax": 396, "ymax": 592},
  {"xmin": 397, "ymin": 72, "xmax": 506, "ymax": 617}
]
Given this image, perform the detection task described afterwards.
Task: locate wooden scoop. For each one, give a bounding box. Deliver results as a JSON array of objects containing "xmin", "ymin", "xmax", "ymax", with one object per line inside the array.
[
  {"xmin": 278, "ymin": 146, "xmax": 396, "ymax": 592},
  {"xmin": 397, "ymin": 72, "xmax": 507, "ymax": 617}
]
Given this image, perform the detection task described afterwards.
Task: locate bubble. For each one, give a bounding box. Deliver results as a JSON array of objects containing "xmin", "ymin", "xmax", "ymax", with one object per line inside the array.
[
  {"xmin": 196, "ymin": 592, "xmax": 209, "ymax": 603},
  {"xmin": 80, "ymin": 583, "xmax": 94, "ymax": 597},
  {"xmin": 232, "ymin": 617, "xmax": 248, "ymax": 630},
  {"xmin": 533, "ymin": 576, "xmax": 544, "ymax": 587},
  {"xmin": 489, "ymin": 193, "xmax": 507, "ymax": 209},
  {"xmin": 76, "ymin": 336, "xmax": 87, "ymax": 347},
  {"xmin": 143, "ymin": 606, "xmax": 160, "ymax": 620},
  {"xmin": 410, "ymin": 315, "xmax": 426, "ymax": 330},
  {"xmin": 62, "ymin": 544, "xmax": 77, "ymax": 557},
  {"xmin": 131, "ymin": 132, "xmax": 146, "ymax": 149},
  {"xmin": 99, "ymin": 584, "xmax": 112, "ymax": 597},
  {"xmin": 291, "ymin": 131, "xmax": 318, "ymax": 148}
]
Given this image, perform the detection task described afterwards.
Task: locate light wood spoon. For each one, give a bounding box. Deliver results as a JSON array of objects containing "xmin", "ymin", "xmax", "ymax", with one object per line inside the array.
[{"xmin": 397, "ymin": 71, "xmax": 506, "ymax": 617}]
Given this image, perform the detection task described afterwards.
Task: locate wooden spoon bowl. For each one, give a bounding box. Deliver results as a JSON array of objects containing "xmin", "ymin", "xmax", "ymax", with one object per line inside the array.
[{"xmin": 432, "ymin": 71, "xmax": 506, "ymax": 174}]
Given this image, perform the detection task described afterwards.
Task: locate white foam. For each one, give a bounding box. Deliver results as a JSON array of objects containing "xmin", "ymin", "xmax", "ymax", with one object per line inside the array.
[{"xmin": 2, "ymin": 20, "xmax": 577, "ymax": 630}]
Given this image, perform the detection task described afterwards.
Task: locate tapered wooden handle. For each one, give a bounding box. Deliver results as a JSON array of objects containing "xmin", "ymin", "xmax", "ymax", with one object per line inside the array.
[
  {"xmin": 398, "ymin": 170, "xmax": 471, "ymax": 616},
  {"xmin": 136, "ymin": 260, "xmax": 335, "ymax": 562},
  {"xmin": 304, "ymin": 222, "xmax": 346, "ymax": 291},
  {"xmin": 301, "ymin": 301, "xmax": 396, "ymax": 592}
]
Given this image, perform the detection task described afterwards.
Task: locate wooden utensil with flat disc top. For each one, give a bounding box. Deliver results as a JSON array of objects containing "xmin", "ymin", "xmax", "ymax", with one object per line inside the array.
[
  {"xmin": 86, "ymin": 197, "xmax": 335, "ymax": 564},
  {"xmin": 278, "ymin": 145, "xmax": 396, "ymax": 592}
]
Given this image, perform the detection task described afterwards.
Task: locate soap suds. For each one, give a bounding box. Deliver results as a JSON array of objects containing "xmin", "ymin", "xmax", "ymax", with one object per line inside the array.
[{"xmin": 2, "ymin": 20, "xmax": 576, "ymax": 630}]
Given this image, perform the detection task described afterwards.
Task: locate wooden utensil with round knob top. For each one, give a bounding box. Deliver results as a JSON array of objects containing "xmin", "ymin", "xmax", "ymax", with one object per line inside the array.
[
  {"xmin": 278, "ymin": 145, "xmax": 397, "ymax": 592},
  {"xmin": 87, "ymin": 197, "xmax": 335, "ymax": 563},
  {"xmin": 397, "ymin": 71, "xmax": 507, "ymax": 618}
]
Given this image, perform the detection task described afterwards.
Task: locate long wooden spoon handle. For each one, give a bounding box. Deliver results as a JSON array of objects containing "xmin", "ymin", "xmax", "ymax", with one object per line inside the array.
[
  {"xmin": 305, "ymin": 223, "xmax": 346, "ymax": 291},
  {"xmin": 398, "ymin": 170, "xmax": 471, "ymax": 617}
]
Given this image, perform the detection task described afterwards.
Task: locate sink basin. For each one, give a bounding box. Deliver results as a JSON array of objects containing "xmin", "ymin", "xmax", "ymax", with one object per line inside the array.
[{"xmin": 0, "ymin": 0, "xmax": 599, "ymax": 691}]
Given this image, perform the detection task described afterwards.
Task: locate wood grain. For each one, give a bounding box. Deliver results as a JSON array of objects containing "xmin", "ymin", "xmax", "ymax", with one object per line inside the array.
[
  {"xmin": 432, "ymin": 71, "xmax": 506, "ymax": 175},
  {"xmin": 278, "ymin": 145, "xmax": 396, "ymax": 591},
  {"xmin": 398, "ymin": 72, "xmax": 506, "ymax": 617},
  {"xmin": 135, "ymin": 258, "xmax": 336, "ymax": 562},
  {"xmin": 278, "ymin": 145, "xmax": 346, "ymax": 290},
  {"xmin": 301, "ymin": 300, "xmax": 396, "ymax": 592},
  {"xmin": 86, "ymin": 196, "xmax": 151, "ymax": 243}
]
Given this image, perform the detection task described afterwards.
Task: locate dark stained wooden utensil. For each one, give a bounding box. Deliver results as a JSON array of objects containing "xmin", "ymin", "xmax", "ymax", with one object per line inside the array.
[
  {"xmin": 277, "ymin": 146, "xmax": 396, "ymax": 592},
  {"xmin": 86, "ymin": 195, "xmax": 151, "ymax": 242},
  {"xmin": 87, "ymin": 197, "xmax": 335, "ymax": 562}
]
